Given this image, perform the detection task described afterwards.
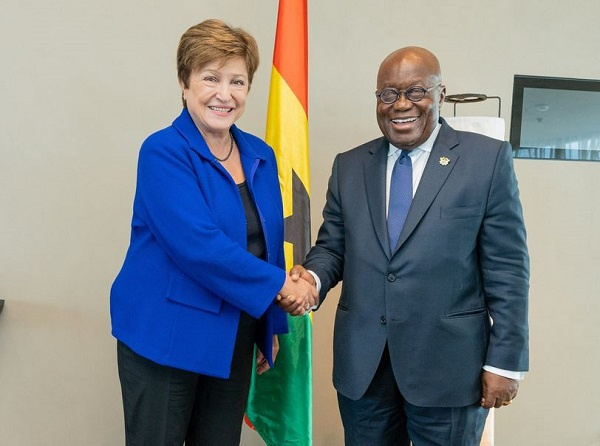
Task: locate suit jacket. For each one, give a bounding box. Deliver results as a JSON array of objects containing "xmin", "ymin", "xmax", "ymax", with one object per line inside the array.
[
  {"xmin": 111, "ymin": 108, "xmax": 288, "ymax": 378},
  {"xmin": 304, "ymin": 119, "xmax": 529, "ymax": 406}
]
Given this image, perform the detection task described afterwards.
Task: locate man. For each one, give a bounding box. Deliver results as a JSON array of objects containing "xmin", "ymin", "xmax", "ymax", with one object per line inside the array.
[{"xmin": 293, "ymin": 47, "xmax": 529, "ymax": 445}]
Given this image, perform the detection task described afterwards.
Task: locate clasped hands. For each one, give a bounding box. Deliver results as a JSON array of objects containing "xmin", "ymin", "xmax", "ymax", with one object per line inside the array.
[{"xmin": 276, "ymin": 265, "xmax": 318, "ymax": 316}]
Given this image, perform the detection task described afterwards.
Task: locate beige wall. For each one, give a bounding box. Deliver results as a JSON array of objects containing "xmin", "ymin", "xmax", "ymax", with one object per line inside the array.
[{"xmin": 1, "ymin": 0, "xmax": 599, "ymax": 444}]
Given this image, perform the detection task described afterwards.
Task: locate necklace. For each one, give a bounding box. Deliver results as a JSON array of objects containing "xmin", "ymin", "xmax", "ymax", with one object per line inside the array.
[{"xmin": 214, "ymin": 132, "xmax": 234, "ymax": 162}]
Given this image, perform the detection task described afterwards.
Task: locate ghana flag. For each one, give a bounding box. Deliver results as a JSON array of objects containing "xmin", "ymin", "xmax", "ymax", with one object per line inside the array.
[{"xmin": 245, "ymin": 0, "xmax": 312, "ymax": 445}]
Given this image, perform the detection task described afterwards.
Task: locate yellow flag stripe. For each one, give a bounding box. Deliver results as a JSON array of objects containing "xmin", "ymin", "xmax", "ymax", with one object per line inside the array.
[{"xmin": 266, "ymin": 66, "xmax": 310, "ymax": 221}]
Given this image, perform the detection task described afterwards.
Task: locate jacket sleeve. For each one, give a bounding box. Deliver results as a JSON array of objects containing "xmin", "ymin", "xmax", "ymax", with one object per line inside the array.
[
  {"xmin": 479, "ymin": 142, "xmax": 530, "ymax": 371},
  {"xmin": 304, "ymin": 154, "xmax": 346, "ymax": 304}
]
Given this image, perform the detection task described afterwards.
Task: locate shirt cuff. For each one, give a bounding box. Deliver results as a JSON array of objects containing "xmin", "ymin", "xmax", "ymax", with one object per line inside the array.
[
  {"xmin": 483, "ymin": 365, "xmax": 526, "ymax": 380},
  {"xmin": 307, "ymin": 270, "xmax": 321, "ymax": 311}
]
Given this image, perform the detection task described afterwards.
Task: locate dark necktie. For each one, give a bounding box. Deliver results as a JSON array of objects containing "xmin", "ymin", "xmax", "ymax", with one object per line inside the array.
[{"xmin": 388, "ymin": 150, "xmax": 413, "ymax": 251}]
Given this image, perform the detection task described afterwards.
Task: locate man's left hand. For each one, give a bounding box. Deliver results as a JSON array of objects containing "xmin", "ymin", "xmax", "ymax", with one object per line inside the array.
[{"xmin": 480, "ymin": 370, "xmax": 519, "ymax": 409}]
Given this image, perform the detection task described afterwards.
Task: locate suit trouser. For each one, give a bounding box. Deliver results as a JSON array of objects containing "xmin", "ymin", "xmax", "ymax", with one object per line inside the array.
[
  {"xmin": 117, "ymin": 311, "xmax": 257, "ymax": 446},
  {"xmin": 337, "ymin": 345, "xmax": 489, "ymax": 446}
]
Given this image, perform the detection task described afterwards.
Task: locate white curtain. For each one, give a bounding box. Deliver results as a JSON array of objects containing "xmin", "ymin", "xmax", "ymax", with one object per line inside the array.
[{"xmin": 444, "ymin": 115, "xmax": 506, "ymax": 446}]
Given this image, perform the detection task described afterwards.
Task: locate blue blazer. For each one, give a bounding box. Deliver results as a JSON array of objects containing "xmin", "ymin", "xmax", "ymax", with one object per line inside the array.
[
  {"xmin": 111, "ymin": 109, "xmax": 288, "ymax": 378},
  {"xmin": 305, "ymin": 119, "xmax": 529, "ymax": 406}
]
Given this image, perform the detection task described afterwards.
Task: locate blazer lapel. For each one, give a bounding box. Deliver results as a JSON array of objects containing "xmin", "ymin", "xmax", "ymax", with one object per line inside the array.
[
  {"xmin": 394, "ymin": 121, "xmax": 460, "ymax": 252},
  {"xmin": 363, "ymin": 138, "xmax": 392, "ymax": 259}
]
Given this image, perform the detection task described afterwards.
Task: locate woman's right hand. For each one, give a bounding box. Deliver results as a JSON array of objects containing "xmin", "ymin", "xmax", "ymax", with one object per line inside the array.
[{"xmin": 276, "ymin": 272, "xmax": 318, "ymax": 316}]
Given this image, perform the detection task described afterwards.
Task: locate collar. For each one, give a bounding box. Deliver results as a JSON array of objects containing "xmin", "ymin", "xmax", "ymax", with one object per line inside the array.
[
  {"xmin": 172, "ymin": 108, "xmax": 265, "ymax": 161},
  {"xmin": 387, "ymin": 123, "xmax": 442, "ymax": 158}
]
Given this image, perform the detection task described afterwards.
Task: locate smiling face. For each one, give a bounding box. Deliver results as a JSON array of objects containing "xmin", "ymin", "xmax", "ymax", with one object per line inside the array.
[
  {"xmin": 180, "ymin": 56, "xmax": 249, "ymax": 138},
  {"xmin": 376, "ymin": 47, "xmax": 445, "ymax": 150}
]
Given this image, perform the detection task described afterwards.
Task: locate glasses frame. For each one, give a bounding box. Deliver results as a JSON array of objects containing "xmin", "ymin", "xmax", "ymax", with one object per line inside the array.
[{"xmin": 376, "ymin": 83, "xmax": 442, "ymax": 104}]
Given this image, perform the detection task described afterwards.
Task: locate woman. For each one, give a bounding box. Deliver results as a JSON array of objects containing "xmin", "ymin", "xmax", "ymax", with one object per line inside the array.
[{"xmin": 110, "ymin": 19, "xmax": 316, "ymax": 446}]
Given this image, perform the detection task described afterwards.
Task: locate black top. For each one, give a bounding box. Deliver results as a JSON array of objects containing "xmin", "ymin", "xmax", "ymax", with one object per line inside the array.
[{"xmin": 237, "ymin": 182, "xmax": 266, "ymax": 260}]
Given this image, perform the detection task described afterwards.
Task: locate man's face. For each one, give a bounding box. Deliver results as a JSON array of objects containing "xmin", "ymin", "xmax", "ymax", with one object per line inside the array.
[{"xmin": 376, "ymin": 50, "xmax": 445, "ymax": 150}]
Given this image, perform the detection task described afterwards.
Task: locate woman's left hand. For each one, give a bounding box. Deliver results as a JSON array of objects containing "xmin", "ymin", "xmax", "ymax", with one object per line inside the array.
[{"xmin": 256, "ymin": 335, "xmax": 279, "ymax": 375}]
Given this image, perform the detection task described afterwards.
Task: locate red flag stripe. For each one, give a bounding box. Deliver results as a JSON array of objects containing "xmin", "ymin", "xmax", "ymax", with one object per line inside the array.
[{"xmin": 272, "ymin": 0, "xmax": 308, "ymax": 114}]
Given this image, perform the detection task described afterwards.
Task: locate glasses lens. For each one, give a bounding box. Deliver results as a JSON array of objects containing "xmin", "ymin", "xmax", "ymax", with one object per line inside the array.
[
  {"xmin": 406, "ymin": 87, "xmax": 427, "ymax": 102},
  {"xmin": 379, "ymin": 89, "xmax": 399, "ymax": 104}
]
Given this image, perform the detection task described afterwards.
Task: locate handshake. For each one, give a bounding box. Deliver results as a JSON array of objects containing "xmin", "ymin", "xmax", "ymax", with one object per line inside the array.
[{"xmin": 275, "ymin": 265, "xmax": 319, "ymax": 316}]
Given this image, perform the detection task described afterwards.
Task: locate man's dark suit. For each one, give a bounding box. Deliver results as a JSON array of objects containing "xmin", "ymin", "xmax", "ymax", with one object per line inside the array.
[{"xmin": 304, "ymin": 118, "xmax": 529, "ymax": 407}]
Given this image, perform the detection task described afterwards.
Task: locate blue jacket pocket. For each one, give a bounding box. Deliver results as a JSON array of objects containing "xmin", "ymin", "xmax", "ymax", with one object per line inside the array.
[
  {"xmin": 166, "ymin": 270, "xmax": 223, "ymax": 314},
  {"xmin": 445, "ymin": 307, "xmax": 488, "ymax": 319},
  {"xmin": 441, "ymin": 203, "xmax": 483, "ymax": 219}
]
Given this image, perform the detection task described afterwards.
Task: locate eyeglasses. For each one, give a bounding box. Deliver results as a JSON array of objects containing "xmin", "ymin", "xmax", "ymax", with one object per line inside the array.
[{"xmin": 375, "ymin": 83, "xmax": 442, "ymax": 104}]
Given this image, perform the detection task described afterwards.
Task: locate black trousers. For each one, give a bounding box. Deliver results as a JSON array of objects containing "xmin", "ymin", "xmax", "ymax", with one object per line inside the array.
[
  {"xmin": 337, "ymin": 345, "xmax": 488, "ymax": 446},
  {"xmin": 117, "ymin": 312, "xmax": 257, "ymax": 446}
]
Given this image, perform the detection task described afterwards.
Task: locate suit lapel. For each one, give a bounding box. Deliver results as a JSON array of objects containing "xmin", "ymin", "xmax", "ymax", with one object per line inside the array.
[
  {"xmin": 363, "ymin": 138, "xmax": 392, "ymax": 259},
  {"xmin": 394, "ymin": 121, "xmax": 460, "ymax": 252}
]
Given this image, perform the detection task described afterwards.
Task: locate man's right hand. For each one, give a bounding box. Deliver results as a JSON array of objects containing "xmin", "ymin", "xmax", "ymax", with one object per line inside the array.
[{"xmin": 289, "ymin": 264, "xmax": 317, "ymax": 288}]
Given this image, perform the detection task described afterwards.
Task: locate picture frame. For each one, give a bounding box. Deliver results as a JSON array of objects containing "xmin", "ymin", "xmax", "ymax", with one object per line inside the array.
[{"xmin": 510, "ymin": 75, "xmax": 600, "ymax": 161}]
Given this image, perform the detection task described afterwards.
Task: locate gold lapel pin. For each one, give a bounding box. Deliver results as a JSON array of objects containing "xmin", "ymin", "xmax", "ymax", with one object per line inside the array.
[{"xmin": 439, "ymin": 156, "xmax": 450, "ymax": 166}]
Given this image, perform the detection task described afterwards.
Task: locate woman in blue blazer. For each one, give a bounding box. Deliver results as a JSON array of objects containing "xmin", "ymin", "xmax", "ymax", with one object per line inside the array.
[{"xmin": 110, "ymin": 19, "xmax": 316, "ymax": 446}]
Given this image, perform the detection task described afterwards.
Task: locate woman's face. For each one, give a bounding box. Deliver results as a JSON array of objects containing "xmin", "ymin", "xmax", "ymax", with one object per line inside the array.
[{"xmin": 181, "ymin": 56, "xmax": 249, "ymax": 137}]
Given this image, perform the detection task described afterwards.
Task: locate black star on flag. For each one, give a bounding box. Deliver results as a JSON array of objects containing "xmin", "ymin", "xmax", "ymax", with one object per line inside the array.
[{"xmin": 284, "ymin": 169, "xmax": 311, "ymax": 265}]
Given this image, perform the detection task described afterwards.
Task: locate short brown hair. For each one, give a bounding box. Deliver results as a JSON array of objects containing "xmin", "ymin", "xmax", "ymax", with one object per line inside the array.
[{"xmin": 177, "ymin": 19, "xmax": 260, "ymax": 92}]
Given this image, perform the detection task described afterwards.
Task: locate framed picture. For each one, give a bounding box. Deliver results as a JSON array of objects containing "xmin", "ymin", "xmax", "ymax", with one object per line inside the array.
[{"xmin": 510, "ymin": 75, "xmax": 600, "ymax": 161}]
